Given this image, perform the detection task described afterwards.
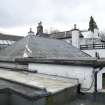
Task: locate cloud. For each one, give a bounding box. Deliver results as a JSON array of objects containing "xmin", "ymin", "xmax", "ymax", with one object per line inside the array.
[{"xmin": 0, "ymin": 0, "xmax": 105, "ymax": 35}]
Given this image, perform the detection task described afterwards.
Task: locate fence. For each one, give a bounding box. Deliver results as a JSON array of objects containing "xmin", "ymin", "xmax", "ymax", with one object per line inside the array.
[{"xmin": 80, "ymin": 44, "xmax": 105, "ymax": 50}]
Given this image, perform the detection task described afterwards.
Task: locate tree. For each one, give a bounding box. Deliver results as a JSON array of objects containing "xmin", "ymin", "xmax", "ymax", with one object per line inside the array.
[{"xmin": 88, "ymin": 16, "xmax": 98, "ymax": 32}]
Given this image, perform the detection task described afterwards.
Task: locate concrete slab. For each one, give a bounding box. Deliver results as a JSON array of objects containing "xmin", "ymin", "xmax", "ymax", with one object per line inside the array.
[{"xmin": 0, "ymin": 69, "xmax": 78, "ymax": 93}]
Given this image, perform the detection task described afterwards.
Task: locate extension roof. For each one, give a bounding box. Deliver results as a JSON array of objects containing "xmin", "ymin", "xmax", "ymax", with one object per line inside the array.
[{"xmin": 0, "ymin": 69, "xmax": 78, "ymax": 93}]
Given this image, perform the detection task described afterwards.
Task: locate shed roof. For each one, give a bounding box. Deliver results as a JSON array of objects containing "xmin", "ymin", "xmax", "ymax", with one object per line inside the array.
[{"xmin": 0, "ymin": 35, "xmax": 90, "ymax": 61}]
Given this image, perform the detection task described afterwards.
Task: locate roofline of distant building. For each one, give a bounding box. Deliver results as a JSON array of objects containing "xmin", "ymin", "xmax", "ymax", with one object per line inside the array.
[{"xmin": 0, "ymin": 33, "xmax": 24, "ymax": 41}]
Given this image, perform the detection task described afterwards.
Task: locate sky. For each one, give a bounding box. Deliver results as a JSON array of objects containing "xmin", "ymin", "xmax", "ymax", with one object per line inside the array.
[{"xmin": 0, "ymin": 0, "xmax": 105, "ymax": 36}]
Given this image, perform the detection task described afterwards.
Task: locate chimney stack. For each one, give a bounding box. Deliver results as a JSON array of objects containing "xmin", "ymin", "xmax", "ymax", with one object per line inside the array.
[
  {"xmin": 36, "ymin": 21, "xmax": 43, "ymax": 36},
  {"xmin": 71, "ymin": 24, "xmax": 80, "ymax": 49},
  {"xmin": 28, "ymin": 28, "xmax": 34, "ymax": 36}
]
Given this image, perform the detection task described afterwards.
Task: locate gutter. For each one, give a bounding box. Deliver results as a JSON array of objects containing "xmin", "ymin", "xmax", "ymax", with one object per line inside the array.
[{"xmin": 15, "ymin": 57, "xmax": 97, "ymax": 66}]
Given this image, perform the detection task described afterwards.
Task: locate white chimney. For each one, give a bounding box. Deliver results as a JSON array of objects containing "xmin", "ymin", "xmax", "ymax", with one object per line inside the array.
[
  {"xmin": 71, "ymin": 24, "xmax": 80, "ymax": 48},
  {"xmin": 28, "ymin": 28, "xmax": 34, "ymax": 36},
  {"xmin": 94, "ymin": 28, "xmax": 99, "ymax": 38}
]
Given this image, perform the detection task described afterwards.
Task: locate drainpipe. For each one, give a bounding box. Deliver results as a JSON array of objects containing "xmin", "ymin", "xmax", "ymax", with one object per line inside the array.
[
  {"xmin": 94, "ymin": 70, "xmax": 98, "ymax": 92},
  {"xmin": 94, "ymin": 52, "xmax": 101, "ymax": 92},
  {"xmin": 94, "ymin": 67, "xmax": 103, "ymax": 93}
]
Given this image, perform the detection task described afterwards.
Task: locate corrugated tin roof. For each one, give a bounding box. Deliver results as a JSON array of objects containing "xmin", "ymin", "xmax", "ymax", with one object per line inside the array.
[{"xmin": 0, "ymin": 35, "xmax": 90, "ymax": 61}]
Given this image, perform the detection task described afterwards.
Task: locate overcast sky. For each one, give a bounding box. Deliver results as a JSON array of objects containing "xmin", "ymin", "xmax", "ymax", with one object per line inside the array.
[{"xmin": 0, "ymin": 0, "xmax": 105, "ymax": 36}]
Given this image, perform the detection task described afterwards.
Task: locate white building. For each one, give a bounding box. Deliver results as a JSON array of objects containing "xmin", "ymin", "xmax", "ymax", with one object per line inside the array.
[
  {"xmin": 0, "ymin": 32, "xmax": 105, "ymax": 93},
  {"xmin": 61, "ymin": 28, "xmax": 105, "ymax": 58},
  {"xmin": 36, "ymin": 22, "xmax": 105, "ymax": 58}
]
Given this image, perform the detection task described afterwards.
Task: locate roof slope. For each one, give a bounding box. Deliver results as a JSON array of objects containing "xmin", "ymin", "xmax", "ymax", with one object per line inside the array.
[
  {"xmin": 0, "ymin": 33, "xmax": 23, "ymax": 41},
  {"xmin": 0, "ymin": 35, "xmax": 90, "ymax": 61},
  {"xmin": 49, "ymin": 31, "xmax": 83, "ymax": 39}
]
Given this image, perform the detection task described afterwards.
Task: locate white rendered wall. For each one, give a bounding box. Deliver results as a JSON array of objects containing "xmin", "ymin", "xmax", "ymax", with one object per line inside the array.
[
  {"xmin": 97, "ymin": 67, "xmax": 105, "ymax": 92},
  {"xmin": 85, "ymin": 30, "xmax": 99, "ymax": 38},
  {"xmin": 82, "ymin": 49, "xmax": 105, "ymax": 58},
  {"xmin": 29, "ymin": 63, "xmax": 94, "ymax": 92},
  {"xmin": 94, "ymin": 29, "xmax": 99, "ymax": 38},
  {"xmin": 86, "ymin": 31, "xmax": 94, "ymax": 38},
  {"xmin": 72, "ymin": 30, "xmax": 80, "ymax": 48}
]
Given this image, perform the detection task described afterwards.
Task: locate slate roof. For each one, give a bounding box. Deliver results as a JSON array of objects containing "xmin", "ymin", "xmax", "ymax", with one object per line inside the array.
[
  {"xmin": 0, "ymin": 35, "xmax": 90, "ymax": 61},
  {"xmin": 0, "ymin": 33, "xmax": 23, "ymax": 41},
  {"xmin": 47, "ymin": 31, "xmax": 83, "ymax": 39},
  {"xmin": 37, "ymin": 30, "xmax": 84, "ymax": 39}
]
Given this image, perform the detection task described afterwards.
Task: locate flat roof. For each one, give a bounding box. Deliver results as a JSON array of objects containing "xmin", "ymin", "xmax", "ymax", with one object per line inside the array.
[
  {"xmin": 0, "ymin": 79, "xmax": 47, "ymax": 99},
  {"xmin": 0, "ymin": 69, "xmax": 78, "ymax": 93}
]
